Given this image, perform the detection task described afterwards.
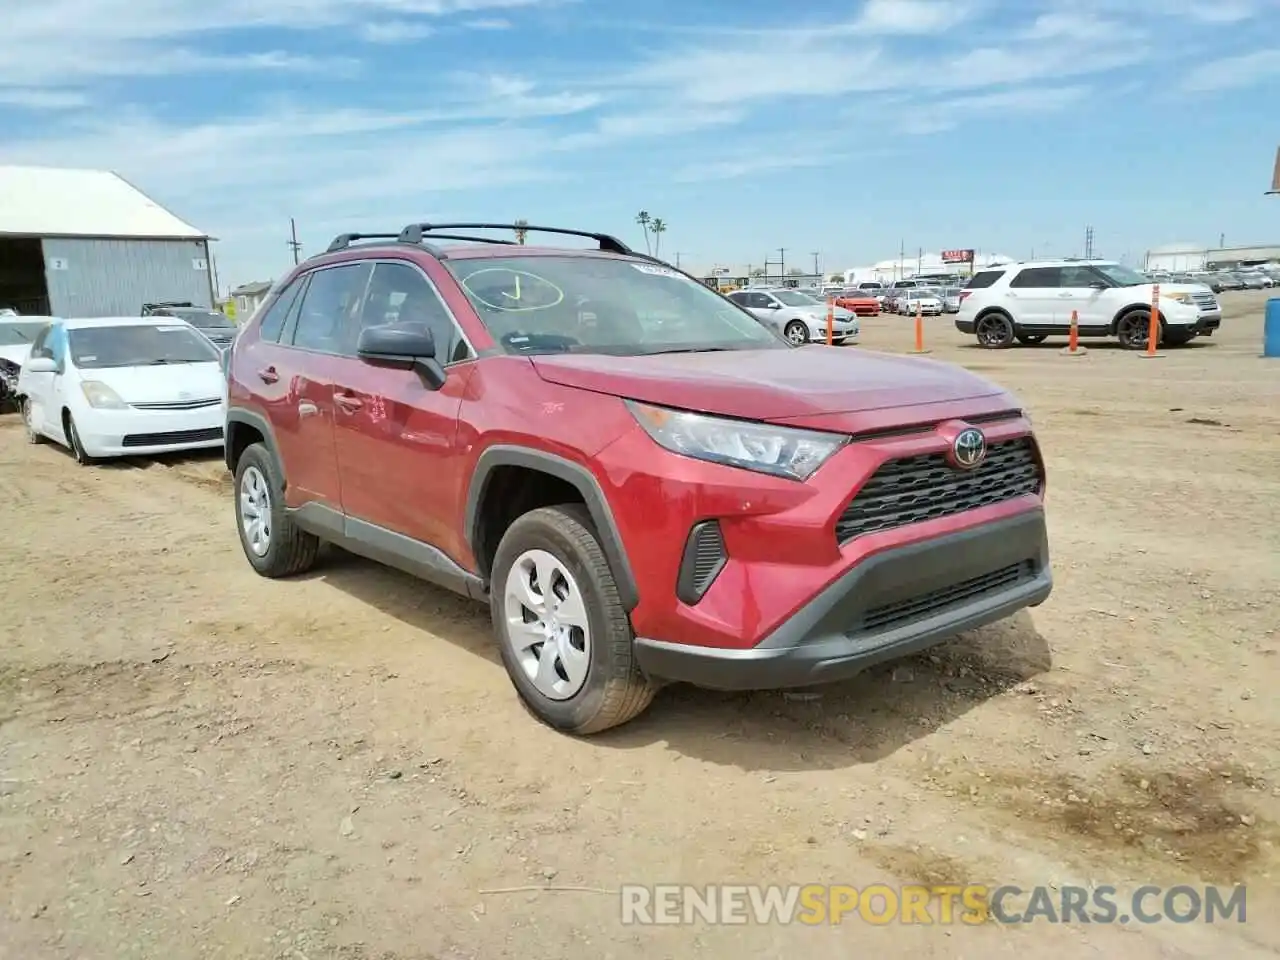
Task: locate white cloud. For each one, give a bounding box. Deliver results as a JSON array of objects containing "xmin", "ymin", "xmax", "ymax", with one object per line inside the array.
[
  {"xmin": 894, "ymin": 85, "xmax": 1090, "ymax": 134},
  {"xmin": 0, "ymin": 88, "xmax": 88, "ymax": 109},
  {"xmin": 674, "ymin": 151, "xmax": 854, "ymax": 183},
  {"xmin": 851, "ymin": 0, "xmax": 975, "ymax": 34},
  {"xmin": 1181, "ymin": 49, "xmax": 1280, "ymax": 91},
  {"xmin": 464, "ymin": 17, "xmax": 512, "ymax": 28},
  {"xmin": 360, "ymin": 19, "xmax": 437, "ymax": 42}
]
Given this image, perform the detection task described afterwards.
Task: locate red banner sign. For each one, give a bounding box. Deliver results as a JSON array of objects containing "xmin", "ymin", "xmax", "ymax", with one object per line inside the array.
[{"xmin": 941, "ymin": 249, "xmax": 975, "ymax": 263}]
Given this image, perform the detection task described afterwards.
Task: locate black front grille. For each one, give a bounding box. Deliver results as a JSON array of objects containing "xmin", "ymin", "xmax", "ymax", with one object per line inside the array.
[
  {"xmin": 676, "ymin": 520, "xmax": 727, "ymax": 605},
  {"xmin": 121, "ymin": 427, "xmax": 223, "ymax": 448},
  {"xmin": 836, "ymin": 437, "xmax": 1041, "ymax": 544},
  {"xmin": 862, "ymin": 562, "xmax": 1030, "ymax": 632}
]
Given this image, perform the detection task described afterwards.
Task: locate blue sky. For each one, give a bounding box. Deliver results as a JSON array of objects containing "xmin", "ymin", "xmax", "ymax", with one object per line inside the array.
[{"xmin": 1, "ymin": 0, "xmax": 1278, "ymax": 288}]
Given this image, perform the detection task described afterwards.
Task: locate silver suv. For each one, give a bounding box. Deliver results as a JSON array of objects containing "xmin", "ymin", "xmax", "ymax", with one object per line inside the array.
[{"xmin": 955, "ymin": 259, "xmax": 1221, "ymax": 350}]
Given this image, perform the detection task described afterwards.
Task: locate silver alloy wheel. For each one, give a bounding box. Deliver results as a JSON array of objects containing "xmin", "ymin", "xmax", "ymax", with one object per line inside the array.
[
  {"xmin": 503, "ymin": 548, "xmax": 591, "ymax": 701},
  {"xmin": 785, "ymin": 322, "xmax": 809, "ymax": 344},
  {"xmin": 240, "ymin": 465, "xmax": 272, "ymax": 557}
]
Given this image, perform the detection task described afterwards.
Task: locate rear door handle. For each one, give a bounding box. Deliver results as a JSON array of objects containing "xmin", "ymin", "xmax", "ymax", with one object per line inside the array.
[
  {"xmin": 334, "ymin": 392, "xmax": 363, "ymax": 413},
  {"xmin": 258, "ymin": 366, "xmax": 278, "ymax": 384}
]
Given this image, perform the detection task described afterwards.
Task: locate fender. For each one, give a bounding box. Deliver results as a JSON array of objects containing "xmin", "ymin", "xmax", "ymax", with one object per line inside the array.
[
  {"xmin": 225, "ymin": 407, "xmax": 285, "ymax": 483},
  {"xmin": 465, "ymin": 445, "xmax": 639, "ymax": 611}
]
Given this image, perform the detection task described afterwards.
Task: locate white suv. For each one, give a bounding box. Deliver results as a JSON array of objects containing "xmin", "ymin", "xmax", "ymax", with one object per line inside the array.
[{"xmin": 955, "ymin": 259, "xmax": 1222, "ymax": 350}]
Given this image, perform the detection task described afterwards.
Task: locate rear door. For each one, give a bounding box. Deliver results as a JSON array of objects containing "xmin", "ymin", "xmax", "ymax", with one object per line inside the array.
[
  {"xmin": 270, "ymin": 262, "xmax": 372, "ymax": 510},
  {"xmin": 1005, "ymin": 266, "xmax": 1062, "ymax": 330},
  {"xmin": 330, "ymin": 259, "xmax": 476, "ymax": 560}
]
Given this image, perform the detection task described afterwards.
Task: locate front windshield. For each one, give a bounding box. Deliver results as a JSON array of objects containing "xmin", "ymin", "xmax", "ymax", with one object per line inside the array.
[
  {"xmin": 0, "ymin": 322, "xmax": 48, "ymax": 345},
  {"xmin": 166, "ymin": 308, "xmax": 234, "ymax": 329},
  {"xmin": 1093, "ymin": 263, "xmax": 1148, "ymax": 286},
  {"xmin": 446, "ymin": 256, "xmax": 786, "ymax": 355},
  {"xmin": 69, "ymin": 324, "xmax": 220, "ymax": 368}
]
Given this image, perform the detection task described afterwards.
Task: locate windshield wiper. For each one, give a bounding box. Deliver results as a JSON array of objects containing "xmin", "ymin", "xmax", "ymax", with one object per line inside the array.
[{"xmin": 645, "ymin": 346, "xmax": 738, "ymax": 355}]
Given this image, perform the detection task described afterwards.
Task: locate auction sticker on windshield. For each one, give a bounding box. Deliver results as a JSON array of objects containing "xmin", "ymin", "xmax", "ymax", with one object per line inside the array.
[
  {"xmin": 631, "ymin": 264, "xmax": 681, "ymax": 278},
  {"xmin": 157, "ymin": 325, "xmax": 188, "ymax": 332}
]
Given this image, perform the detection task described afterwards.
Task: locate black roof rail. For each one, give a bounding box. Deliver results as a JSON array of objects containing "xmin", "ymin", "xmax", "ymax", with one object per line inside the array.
[
  {"xmin": 397, "ymin": 222, "xmax": 634, "ymax": 255},
  {"xmin": 325, "ymin": 232, "xmax": 401, "ymax": 253}
]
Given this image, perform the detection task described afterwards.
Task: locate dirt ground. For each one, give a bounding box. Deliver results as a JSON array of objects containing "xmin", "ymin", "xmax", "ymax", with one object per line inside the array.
[{"xmin": 2, "ymin": 291, "xmax": 1278, "ymax": 959}]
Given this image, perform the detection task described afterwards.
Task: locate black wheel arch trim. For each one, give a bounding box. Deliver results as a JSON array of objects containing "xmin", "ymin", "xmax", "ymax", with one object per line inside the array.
[
  {"xmin": 225, "ymin": 408, "xmax": 286, "ymax": 484},
  {"xmin": 465, "ymin": 445, "xmax": 640, "ymax": 611}
]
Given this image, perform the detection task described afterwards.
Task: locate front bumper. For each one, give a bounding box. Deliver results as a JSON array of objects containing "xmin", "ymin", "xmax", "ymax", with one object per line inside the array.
[
  {"xmin": 77, "ymin": 405, "xmax": 225, "ymax": 458},
  {"xmin": 1194, "ymin": 312, "xmax": 1221, "ymax": 334},
  {"xmin": 634, "ymin": 509, "xmax": 1052, "ymax": 691}
]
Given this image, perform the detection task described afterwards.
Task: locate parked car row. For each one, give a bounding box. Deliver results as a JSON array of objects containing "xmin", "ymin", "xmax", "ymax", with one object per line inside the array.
[{"xmin": 1144, "ymin": 266, "xmax": 1276, "ymax": 292}]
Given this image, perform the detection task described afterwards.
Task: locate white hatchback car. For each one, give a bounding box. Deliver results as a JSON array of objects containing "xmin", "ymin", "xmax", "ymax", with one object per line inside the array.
[{"xmin": 17, "ymin": 316, "xmax": 227, "ymax": 463}]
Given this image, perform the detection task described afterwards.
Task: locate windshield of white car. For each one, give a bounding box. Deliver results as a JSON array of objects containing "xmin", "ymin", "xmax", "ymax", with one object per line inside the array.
[
  {"xmin": 69, "ymin": 324, "xmax": 221, "ymax": 368},
  {"xmin": 162, "ymin": 307, "xmax": 235, "ymax": 329},
  {"xmin": 447, "ymin": 256, "xmax": 786, "ymax": 356},
  {"xmin": 1093, "ymin": 263, "xmax": 1148, "ymax": 287},
  {"xmin": 0, "ymin": 322, "xmax": 47, "ymax": 345}
]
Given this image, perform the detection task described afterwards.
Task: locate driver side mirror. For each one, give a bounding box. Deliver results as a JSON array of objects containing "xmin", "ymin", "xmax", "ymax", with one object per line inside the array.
[
  {"xmin": 356, "ymin": 322, "xmax": 446, "ymax": 391},
  {"xmin": 768, "ymin": 302, "xmax": 782, "ymax": 309},
  {"xmin": 1089, "ymin": 281, "xmax": 1108, "ymax": 290},
  {"xmin": 24, "ymin": 356, "xmax": 58, "ymax": 374}
]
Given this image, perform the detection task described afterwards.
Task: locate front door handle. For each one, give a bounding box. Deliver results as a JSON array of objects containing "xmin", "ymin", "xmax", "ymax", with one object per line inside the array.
[
  {"xmin": 258, "ymin": 366, "xmax": 279, "ymax": 384},
  {"xmin": 334, "ymin": 393, "xmax": 363, "ymax": 413}
]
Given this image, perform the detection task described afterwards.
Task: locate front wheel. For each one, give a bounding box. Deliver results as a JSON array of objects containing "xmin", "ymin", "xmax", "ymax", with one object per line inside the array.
[
  {"xmin": 1117, "ymin": 310, "xmax": 1155, "ymax": 350},
  {"xmin": 65, "ymin": 414, "xmax": 94, "ymax": 465},
  {"xmin": 783, "ymin": 321, "xmax": 809, "ymax": 345},
  {"xmin": 491, "ymin": 505, "xmax": 656, "ymax": 735},
  {"xmin": 975, "ymin": 312, "xmax": 1015, "ymax": 348}
]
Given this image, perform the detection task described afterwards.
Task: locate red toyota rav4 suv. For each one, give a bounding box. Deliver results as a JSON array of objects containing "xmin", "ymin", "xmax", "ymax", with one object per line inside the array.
[{"xmin": 224, "ymin": 223, "xmax": 1051, "ymax": 734}]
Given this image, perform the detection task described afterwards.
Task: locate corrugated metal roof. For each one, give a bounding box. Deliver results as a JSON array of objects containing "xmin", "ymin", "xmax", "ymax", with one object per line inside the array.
[{"xmin": 0, "ymin": 165, "xmax": 207, "ymax": 239}]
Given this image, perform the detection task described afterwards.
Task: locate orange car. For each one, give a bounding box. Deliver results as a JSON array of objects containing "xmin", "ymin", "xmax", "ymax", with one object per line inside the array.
[{"xmin": 832, "ymin": 289, "xmax": 881, "ymax": 316}]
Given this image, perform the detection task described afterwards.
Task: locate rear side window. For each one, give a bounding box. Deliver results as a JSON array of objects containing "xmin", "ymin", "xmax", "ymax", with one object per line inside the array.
[
  {"xmin": 965, "ymin": 271, "xmax": 1003, "ymax": 289},
  {"xmin": 257, "ymin": 280, "xmax": 304, "ymax": 343},
  {"xmin": 1009, "ymin": 267, "xmax": 1062, "ymax": 288}
]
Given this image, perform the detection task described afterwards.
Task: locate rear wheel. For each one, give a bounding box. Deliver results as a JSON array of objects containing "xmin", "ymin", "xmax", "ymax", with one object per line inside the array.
[
  {"xmin": 21, "ymin": 398, "xmax": 42, "ymax": 444},
  {"xmin": 783, "ymin": 321, "xmax": 809, "ymax": 344},
  {"xmin": 491, "ymin": 504, "xmax": 656, "ymax": 735},
  {"xmin": 975, "ymin": 312, "xmax": 1015, "ymax": 349}
]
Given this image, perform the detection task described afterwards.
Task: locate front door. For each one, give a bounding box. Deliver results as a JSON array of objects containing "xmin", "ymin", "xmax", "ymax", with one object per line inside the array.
[
  {"xmin": 1004, "ymin": 266, "xmax": 1062, "ymax": 330},
  {"xmin": 331, "ymin": 259, "xmax": 475, "ymax": 562},
  {"xmin": 270, "ymin": 261, "xmax": 372, "ymax": 510},
  {"xmin": 1057, "ymin": 265, "xmax": 1112, "ymax": 333}
]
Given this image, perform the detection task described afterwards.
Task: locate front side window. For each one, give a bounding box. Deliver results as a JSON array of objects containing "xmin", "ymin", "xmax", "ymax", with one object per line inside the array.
[
  {"xmin": 446, "ymin": 256, "xmax": 785, "ymax": 355},
  {"xmin": 357, "ymin": 262, "xmax": 471, "ymax": 363},
  {"xmin": 69, "ymin": 324, "xmax": 220, "ymax": 369}
]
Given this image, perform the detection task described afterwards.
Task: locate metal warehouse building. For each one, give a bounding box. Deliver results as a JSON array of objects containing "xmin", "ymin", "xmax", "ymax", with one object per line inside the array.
[{"xmin": 0, "ymin": 164, "xmax": 214, "ymax": 317}]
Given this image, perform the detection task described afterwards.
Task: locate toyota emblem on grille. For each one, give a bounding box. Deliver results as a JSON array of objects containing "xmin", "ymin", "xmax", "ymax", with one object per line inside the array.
[{"xmin": 951, "ymin": 427, "xmax": 986, "ymax": 470}]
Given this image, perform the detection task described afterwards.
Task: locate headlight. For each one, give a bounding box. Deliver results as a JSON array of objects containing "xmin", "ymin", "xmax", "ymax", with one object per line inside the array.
[
  {"xmin": 1161, "ymin": 292, "xmax": 1193, "ymax": 305},
  {"xmin": 80, "ymin": 380, "xmax": 128, "ymax": 409},
  {"xmin": 626, "ymin": 400, "xmax": 847, "ymax": 481}
]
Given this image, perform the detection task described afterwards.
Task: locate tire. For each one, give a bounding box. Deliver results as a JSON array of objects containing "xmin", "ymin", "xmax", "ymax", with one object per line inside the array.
[
  {"xmin": 1015, "ymin": 332, "xmax": 1049, "ymax": 345},
  {"xmin": 64, "ymin": 413, "xmax": 94, "ymax": 465},
  {"xmin": 233, "ymin": 442, "xmax": 320, "ymax": 577},
  {"xmin": 975, "ymin": 311, "xmax": 1015, "ymax": 348},
  {"xmin": 783, "ymin": 321, "xmax": 809, "ymax": 345},
  {"xmin": 1117, "ymin": 309, "xmax": 1156, "ymax": 350},
  {"xmin": 490, "ymin": 504, "xmax": 656, "ymax": 735},
  {"xmin": 21, "ymin": 397, "xmax": 43, "ymax": 444}
]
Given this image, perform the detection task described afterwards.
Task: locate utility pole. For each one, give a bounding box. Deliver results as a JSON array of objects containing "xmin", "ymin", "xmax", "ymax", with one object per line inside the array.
[
  {"xmin": 811, "ymin": 251, "xmax": 820, "ymax": 278},
  {"xmin": 1083, "ymin": 225, "xmax": 1095, "ymax": 259},
  {"xmin": 288, "ymin": 218, "xmax": 302, "ymax": 265},
  {"xmin": 778, "ymin": 248, "xmax": 786, "ymax": 278},
  {"xmin": 898, "ymin": 238, "xmax": 905, "ymax": 281},
  {"xmin": 674, "ymin": 252, "xmax": 684, "ymax": 269}
]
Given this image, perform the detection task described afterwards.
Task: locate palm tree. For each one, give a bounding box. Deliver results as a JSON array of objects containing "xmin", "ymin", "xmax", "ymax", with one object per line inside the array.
[
  {"xmin": 635, "ymin": 210, "xmax": 651, "ymax": 254},
  {"xmin": 513, "ymin": 219, "xmax": 529, "ymax": 244},
  {"xmin": 649, "ymin": 218, "xmax": 667, "ymax": 257}
]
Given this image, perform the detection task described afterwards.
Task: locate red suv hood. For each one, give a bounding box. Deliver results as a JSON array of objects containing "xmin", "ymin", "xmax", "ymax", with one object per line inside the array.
[{"xmin": 530, "ymin": 347, "xmax": 1005, "ymax": 422}]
